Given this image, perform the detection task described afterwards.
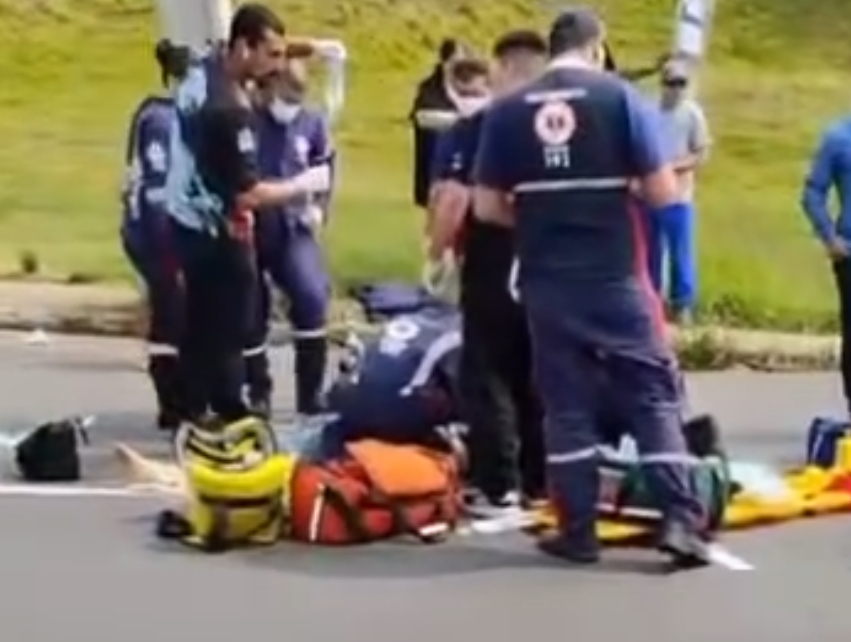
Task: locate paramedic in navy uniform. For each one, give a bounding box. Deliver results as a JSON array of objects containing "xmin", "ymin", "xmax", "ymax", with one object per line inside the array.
[
  {"xmin": 166, "ymin": 3, "xmax": 326, "ymax": 425},
  {"xmin": 244, "ymin": 59, "xmax": 335, "ymax": 419},
  {"xmin": 121, "ymin": 41, "xmax": 189, "ymax": 431},
  {"xmin": 472, "ymin": 7, "xmax": 710, "ymax": 567}
]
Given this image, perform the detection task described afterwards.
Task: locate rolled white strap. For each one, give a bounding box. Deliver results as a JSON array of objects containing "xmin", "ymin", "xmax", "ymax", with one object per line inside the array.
[
  {"xmin": 242, "ymin": 344, "xmax": 267, "ymax": 358},
  {"xmin": 147, "ymin": 342, "xmax": 178, "ymax": 356}
]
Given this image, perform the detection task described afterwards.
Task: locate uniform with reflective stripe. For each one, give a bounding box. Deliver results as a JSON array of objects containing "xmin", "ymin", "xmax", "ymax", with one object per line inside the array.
[
  {"xmin": 474, "ymin": 63, "xmax": 706, "ymax": 549},
  {"xmin": 120, "ymin": 94, "xmax": 184, "ymax": 427},
  {"xmin": 325, "ymin": 309, "xmax": 462, "ymax": 446},
  {"xmin": 243, "ymin": 106, "xmax": 334, "ymax": 414}
]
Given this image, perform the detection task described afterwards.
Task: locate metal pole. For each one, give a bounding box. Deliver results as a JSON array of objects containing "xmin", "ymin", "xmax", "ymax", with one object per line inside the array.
[
  {"xmin": 154, "ymin": 0, "xmax": 232, "ymax": 49},
  {"xmin": 671, "ymin": 0, "xmax": 717, "ymax": 96}
]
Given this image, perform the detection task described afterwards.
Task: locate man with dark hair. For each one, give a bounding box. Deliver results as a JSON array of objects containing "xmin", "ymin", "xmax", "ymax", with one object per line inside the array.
[
  {"xmin": 428, "ymin": 30, "xmax": 547, "ymax": 515},
  {"xmin": 165, "ymin": 2, "xmax": 329, "ymax": 426},
  {"xmin": 472, "ymin": 7, "xmax": 710, "ymax": 567}
]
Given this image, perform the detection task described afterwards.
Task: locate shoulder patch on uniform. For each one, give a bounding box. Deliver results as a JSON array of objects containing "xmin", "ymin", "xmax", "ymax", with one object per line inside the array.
[
  {"xmin": 145, "ymin": 141, "xmax": 167, "ymax": 173},
  {"xmin": 237, "ymin": 127, "xmax": 256, "ymax": 153},
  {"xmin": 534, "ymin": 101, "xmax": 576, "ymax": 146},
  {"xmin": 294, "ymin": 136, "xmax": 310, "ymax": 161}
]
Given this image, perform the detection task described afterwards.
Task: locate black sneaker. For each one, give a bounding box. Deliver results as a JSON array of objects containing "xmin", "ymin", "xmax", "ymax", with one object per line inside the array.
[
  {"xmin": 536, "ymin": 535, "xmax": 600, "ymax": 564},
  {"xmin": 248, "ymin": 396, "xmax": 272, "ymax": 421},
  {"xmin": 156, "ymin": 411, "xmax": 182, "ymax": 432}
]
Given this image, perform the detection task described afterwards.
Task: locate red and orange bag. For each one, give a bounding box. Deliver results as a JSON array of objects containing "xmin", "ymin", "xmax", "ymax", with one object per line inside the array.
[{"xmin": 289, "ymin": 439, "xmax": 461, "ymax": 545}]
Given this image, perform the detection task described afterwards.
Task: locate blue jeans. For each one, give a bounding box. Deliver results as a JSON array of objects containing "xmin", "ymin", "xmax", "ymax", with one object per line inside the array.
[{"xmin": 645, "ymin": 202, "xmax": 697, "ymax": 312}]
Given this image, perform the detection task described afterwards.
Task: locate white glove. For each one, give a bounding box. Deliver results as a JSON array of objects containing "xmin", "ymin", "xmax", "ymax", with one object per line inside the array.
[
  {"xmin": 311, "ymin": 39, "xmax": 347, "ymax": 61},
  {"xmin": 290, "ymin": 165, "xmax": 331, "ymax": 194},
  {"xmin": 300, "ymin": 204, "xmax": 325, "ymax": 232},
  {"xmin": 422, "ymin": 251, "xmax": 457, "ymax": 297}
]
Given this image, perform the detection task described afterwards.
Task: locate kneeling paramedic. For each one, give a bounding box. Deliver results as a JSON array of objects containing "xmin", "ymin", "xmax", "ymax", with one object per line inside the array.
[
  {"xmin": 472, "ymin": 8, "xmax": 710, "ymax": 567},
  {"xmin": 244, "ymin": 57, "xmax": 336, "ymax": 419},
  {"xmin": 165, "ymin": 4, "xmax": 328, "ymax": 424},
  {"xmin": 429, "ymin": 31, "xmax": 547, "ymax": 510},
  {"xmin": 325, "ymin": 306, "xmax": 462, "ymax": 451},
  {"xmin": 121, "ymin": 40, "xmax": 191, "ymax": 431}
]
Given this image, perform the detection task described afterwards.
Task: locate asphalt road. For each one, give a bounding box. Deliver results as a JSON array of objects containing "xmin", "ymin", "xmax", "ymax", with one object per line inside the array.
[{"xmin": 0, "ymin": 331, "xmax": 850, "ymax": 642}]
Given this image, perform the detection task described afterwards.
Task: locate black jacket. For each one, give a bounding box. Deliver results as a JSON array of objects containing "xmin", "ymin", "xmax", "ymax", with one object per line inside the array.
[{"xmin": 409, "ymin": 69, "xmax": 457, "ymax": 208}]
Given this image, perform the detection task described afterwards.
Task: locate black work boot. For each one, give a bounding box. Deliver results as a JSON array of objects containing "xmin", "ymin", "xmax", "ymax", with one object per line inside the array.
[{"xmin": 248, "ymin": 395, "xmax": 272, "ymax": 421}]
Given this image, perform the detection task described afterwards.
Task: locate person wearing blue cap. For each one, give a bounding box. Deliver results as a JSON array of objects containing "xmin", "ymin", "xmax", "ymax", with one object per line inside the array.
[{"xmin": 471, "ymin": 6, "xmax": 710, "ymax": 568}]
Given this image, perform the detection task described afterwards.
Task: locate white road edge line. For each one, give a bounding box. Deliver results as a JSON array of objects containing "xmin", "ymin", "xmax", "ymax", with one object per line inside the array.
[
  {"xmin": 707, "ymin": 543, "xmax": 755, "ymax": 571},
  {"xmin": 0, "ymin": 483, "xmax": 180, "ymax": 498}
]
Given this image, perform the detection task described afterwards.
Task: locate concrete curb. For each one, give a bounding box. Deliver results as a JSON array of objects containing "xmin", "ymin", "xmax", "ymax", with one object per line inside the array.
[{"xmin": 0, "ymin": 281, "xmax": 839, "ymax": 371}]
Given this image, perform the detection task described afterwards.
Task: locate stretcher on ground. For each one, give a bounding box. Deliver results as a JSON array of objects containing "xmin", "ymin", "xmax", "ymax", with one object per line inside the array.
[{"xmin": 529, "ymin": 463, "xmax": 851, "ymax": 545}]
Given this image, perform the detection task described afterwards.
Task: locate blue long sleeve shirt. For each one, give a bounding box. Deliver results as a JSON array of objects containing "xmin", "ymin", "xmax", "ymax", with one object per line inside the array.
[{"xmin": 801, "ymin": 119, "xmax": 851, "ymax": 244}]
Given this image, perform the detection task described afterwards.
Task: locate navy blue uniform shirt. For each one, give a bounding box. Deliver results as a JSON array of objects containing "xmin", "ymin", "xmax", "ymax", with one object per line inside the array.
[
  {"xmin": 432, "ymin": 111, "xmax": 515, "ymax": 282},
  {"xmin": 167, "ymin": 55, "xmax": 261, "ymax": 232},
  {"xmin": 473, "ymin": 63, "xmax": 667, "ymax": 284},
  {"xmin": 121, "ymin": 95, "xmax": 174, "ymax": 236}
]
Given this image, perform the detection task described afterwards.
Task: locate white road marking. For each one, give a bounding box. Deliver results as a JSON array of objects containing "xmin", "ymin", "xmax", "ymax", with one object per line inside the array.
[
  {"xmin": 0, "ymin": 482, "xmax": 178, "ymax": 498},
  {"xmin": 707, "ymin": 543, "xmax": 755, "ymax": 571}
]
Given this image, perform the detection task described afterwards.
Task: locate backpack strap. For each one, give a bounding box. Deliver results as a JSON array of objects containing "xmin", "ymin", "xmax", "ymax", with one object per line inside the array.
[
  {"xmin": 321, "ymin": 482, "xmax": 452, "ymax": 544},
  {"xmin": 368, "ymin": 488, "xmax": 453, "ymax": 544},
  {"xmin": 196, "ymin": 494, "xmax": 284, "ymax": 552}
]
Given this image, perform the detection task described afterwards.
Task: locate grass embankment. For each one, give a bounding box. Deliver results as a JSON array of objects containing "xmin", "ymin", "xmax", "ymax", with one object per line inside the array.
[{"xmin": 1, "ymin": 0, "xmax": 850, "ymax": 330}]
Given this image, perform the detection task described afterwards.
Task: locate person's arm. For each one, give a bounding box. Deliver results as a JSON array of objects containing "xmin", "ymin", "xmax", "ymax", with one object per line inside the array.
[
  {"xmin": 427, "ymin": 122, "xmax": 471, "ymax": 260},
  {"xmin": 801, "ymin": 130, "xmax": 839, "ymax": 246},
  {"xmin": 306, "ymin": 115, "xmax": 336, "ymax": 221},
  {"xmin": 619, "ymin": 53, "xmax": 669, "ymax": 82},
  {"xmin": 673, "ymin": 101, "xmax": 711, "ymax": 173},
  {"xmin": 623, "ymin": 86, "xmax": 680, "ymax": 208},
  {"xmin": 410, "ymin": 78, "xmax": 458, "ymax": 131},
  {"xmin": 472, "ymin": 104, "xmax": 517, "ymax": 227},
  {"xmin": 207, "ymin": 106, "xmax": 323, "ymax": 212}
]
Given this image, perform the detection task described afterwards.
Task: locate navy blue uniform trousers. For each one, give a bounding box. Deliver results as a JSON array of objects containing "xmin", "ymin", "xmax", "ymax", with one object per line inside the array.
[
  {"xmin": 245, "ymin": 217, "xmax": 330, "ymax": 414},
  {"xmin": 122, "ymin": 225, "xmax": 184, "ymax": 425},
  {"xmin": 522, "ymin": 276, "xmax": 705, "ymax": 543}
]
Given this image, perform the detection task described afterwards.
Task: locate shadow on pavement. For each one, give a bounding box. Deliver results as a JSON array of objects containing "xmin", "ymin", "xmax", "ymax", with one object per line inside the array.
[{"xmin": 233, "ymin": 539, "xmax": 670, "ymax": 580}]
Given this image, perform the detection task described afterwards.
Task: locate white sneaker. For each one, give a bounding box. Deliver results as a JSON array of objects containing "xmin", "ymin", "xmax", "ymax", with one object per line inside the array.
[{"xmin": 464, "ymin": 489, "xmax": 525, "ymax": 519}]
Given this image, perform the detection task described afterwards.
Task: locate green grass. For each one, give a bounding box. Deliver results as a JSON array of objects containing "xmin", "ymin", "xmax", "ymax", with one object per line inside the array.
[{"xmin": 1, "ymin": 0, "xmax": 850, "ymax": 330}]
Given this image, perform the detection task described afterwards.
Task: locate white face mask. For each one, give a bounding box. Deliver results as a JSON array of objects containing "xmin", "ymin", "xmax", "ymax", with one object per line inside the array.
[
  {"xmin": 455, "ymin": 96, "xmax": 490, "ymax": 116},
  {"xmin": 269, "ymin": 98, "xmax": 301, "ymax": 123}
]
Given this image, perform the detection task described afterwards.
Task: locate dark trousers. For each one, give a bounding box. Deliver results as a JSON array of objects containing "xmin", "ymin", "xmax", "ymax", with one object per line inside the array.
[
  {"xmin": 245, "ymin": 220, "xmax": 331, "ymax": 414},
  {"xmin": 173, "ymin": 224, "xmax": 255, "ymax": 423},
  {"xmin": 522, "ymin": 276, "xmax": 704, "ymax": 545},
  {"xmin": 460, "ymin": 233, "xmax": 545, "ymax": 500},
  {"xmin": 122, "ymin": 228, "xmax": 184, "ymax": 427},
  {"xmin": 834, "ymin": 258, "xmax": 851, "ymax": 409}
]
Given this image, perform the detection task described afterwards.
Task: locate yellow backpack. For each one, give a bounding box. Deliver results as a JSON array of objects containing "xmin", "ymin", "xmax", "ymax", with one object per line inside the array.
[{"xmin": 158, "ymin": 417, "xmax": 296, "ymax": 552}]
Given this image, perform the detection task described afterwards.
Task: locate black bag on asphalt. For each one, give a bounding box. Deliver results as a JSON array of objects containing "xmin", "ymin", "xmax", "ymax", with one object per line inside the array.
[{"xmin": 15, "ymin": 416, "xmax": 90, "ymax": 482}]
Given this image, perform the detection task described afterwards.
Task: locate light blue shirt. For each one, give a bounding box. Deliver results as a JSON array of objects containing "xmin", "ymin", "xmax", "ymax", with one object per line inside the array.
[
  {"xmin": 164, "ymin": 56, "xmax": 224, "ymax": 234},
  {"xmin": 801, "ymin": 118, "xmax": 851, "ymax": 245}
]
